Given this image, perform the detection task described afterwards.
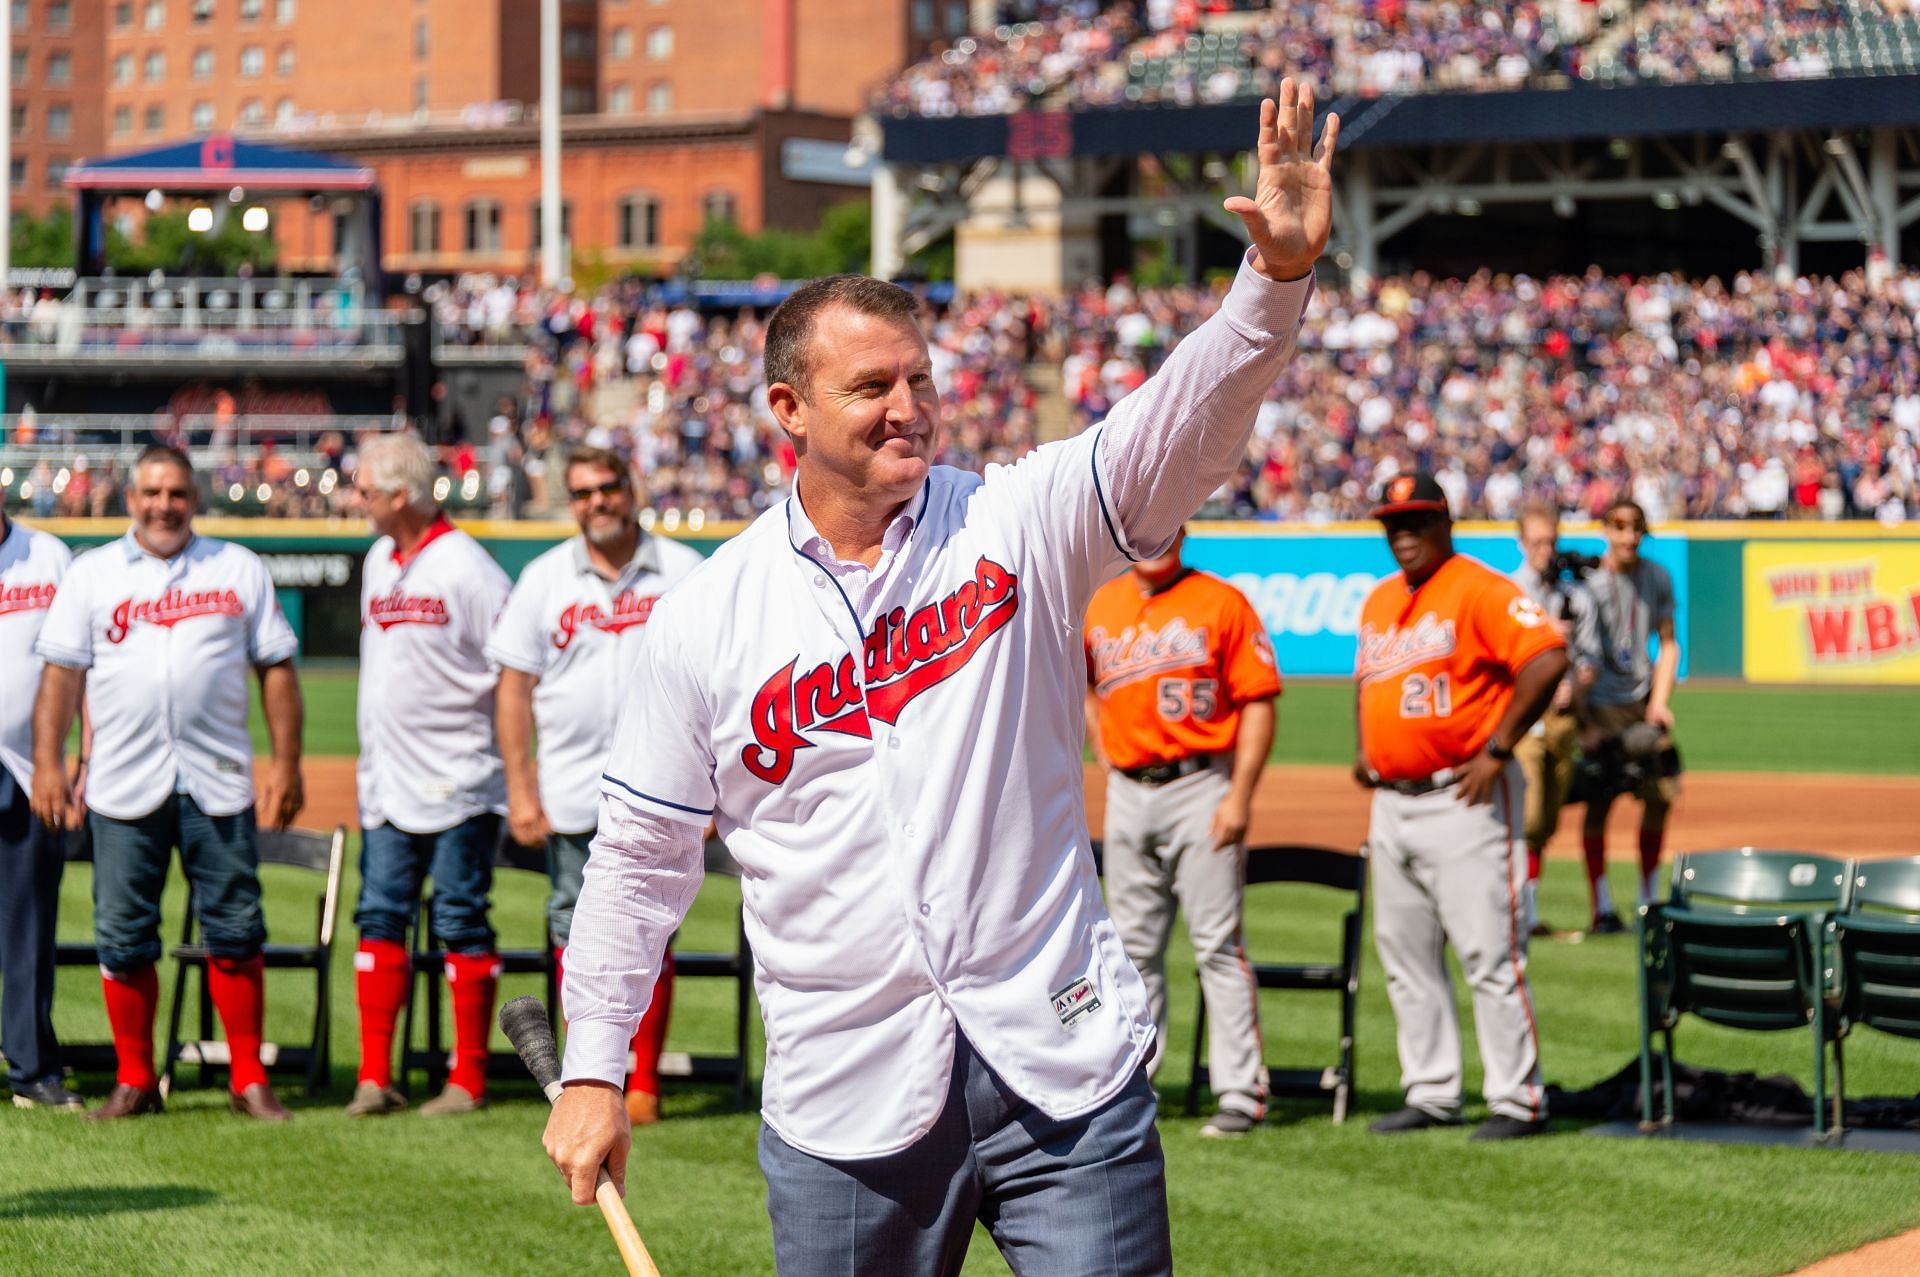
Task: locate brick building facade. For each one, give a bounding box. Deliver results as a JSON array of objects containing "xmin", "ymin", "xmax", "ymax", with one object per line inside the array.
[{"xmin": 11, "ymin": 0, "xmax": 106, "ymax": 215}]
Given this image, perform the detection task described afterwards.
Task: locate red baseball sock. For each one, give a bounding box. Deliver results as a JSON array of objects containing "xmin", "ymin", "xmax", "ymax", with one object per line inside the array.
[
  {"xmin": 1526, "ymin": 846, "xmax": 1543, "ymax": 883},
  {"xmin": 1639, "ymin": 827, "xmax": 1668, "ymax": 899},
  {"xmin": 101, "ymin": 965, "xmax": 161, "ymax": 1092},
  {"xmin": 208, "ymin": 953, "xmax": 268, "ymax": 1093},
  {"xmin": 554, "ymin": 946, "xmax": 567, "ymax": 1023},
  {"xmin": 446, "ymin": 952, "xmax": 501, "ymax": 1098},
  {"xmin": 354, "ymin": 938, "xmax": 411, "ymax": 1088},
  {"xmin": 628, "ymin": 952, "xmax": 675, "ymax": 1098}
]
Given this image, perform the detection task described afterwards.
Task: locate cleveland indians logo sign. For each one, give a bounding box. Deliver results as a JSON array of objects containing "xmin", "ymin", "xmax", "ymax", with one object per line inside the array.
[{"xmin": 741, "ymin": 556, "xmax": 1019, "ymax": 783}]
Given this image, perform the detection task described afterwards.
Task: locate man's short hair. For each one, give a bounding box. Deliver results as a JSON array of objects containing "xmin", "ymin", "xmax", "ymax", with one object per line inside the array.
[
  {"xmin": 358, "ymin": 433, "xmax": 437, "ymax": 509},
  {"xmin": 1604, "ymin": 497, "xmax": 1649, "ymax": 530},
  {"xmin": 132, "ymin": 443, "xmax": 194, "ymax": 481},
  {"xmin": 764, "ymin": 274, "xmax": 920, "ymax": 400},
  {"xmin": 564, "ymin": 445, "xmax": 627, "ymax": 479},
  {"xmin": 1516, "ymin": 500, "xmax": 1559, "ymax": 532}
]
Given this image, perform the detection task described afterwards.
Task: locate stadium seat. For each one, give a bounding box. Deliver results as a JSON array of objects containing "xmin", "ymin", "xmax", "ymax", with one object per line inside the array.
[
  {"xmin": 160, "ymin": 824, "xmax": 348, "ymax": 1098},
  {"xmin": 1184, "ymin": 843, "xmax": 1369, "ymax": 1125},
  {"xmin": 1828, "ymin": 856, "xmax": 1920, "ymax": 1135},
  {"xmin": 399, "ymin": 834, "xmax": 559, "ymax": 1096},
  {"xmin": 1637, "ymin": 848, "xmax": 1849, "ymax": 1137}
]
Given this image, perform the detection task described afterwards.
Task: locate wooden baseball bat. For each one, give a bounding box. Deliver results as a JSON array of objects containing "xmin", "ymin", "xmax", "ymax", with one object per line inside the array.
[{"xmin": 500, "ymin": 997, "xmax": 662, "ymax": 1277}]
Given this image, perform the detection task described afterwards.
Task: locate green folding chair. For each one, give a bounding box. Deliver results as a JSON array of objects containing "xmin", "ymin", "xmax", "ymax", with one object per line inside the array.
[
  {"xmin": 1638, "ymin": 848, "xmax": 1849, "ymax": 1137},
  {"xmin": 1830, "ymin": 856, "xmax": 1920, "ymax": 1135}
]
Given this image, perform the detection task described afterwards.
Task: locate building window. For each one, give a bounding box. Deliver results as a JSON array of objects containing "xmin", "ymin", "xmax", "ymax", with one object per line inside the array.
[
  {"xmin": 562, "ymin": 27, "xmax": 595, "ymax": 57},
  {"xmin": 145, "ymin": 104, "xmax": 165, "ymax": 132},
  {"xmin": 240, "ymin": 45, "xmax": 264, "ymax": 76},
  {"xmin": 15, "ymin": 49, "xmax": 31, "ymax": 83},
  {"xmin": 463, "ymin": 200, "xmax": 502, "ymax": 253},
  {"xmin": 9, "ymin": 0, "xmax": 25, "ymax": 28},
  {"xmin": 645, "ymin": 24, "xmax": 672, "ymax": 58},
  {"xmin": 47, "ymin": 52, "xmax": 71, "ymax": 85},
  {"xmin": 610, "ymin": 26, "xmax": 631, "ymax": 57},
  {"xmin": 274, "ymin": 97, "xmax": 294, "ymax": 123},
  {"xmin": 701, "ymin": 189, "xmax": 736, "ymax": 225},
  {"xmin": 414, "ymin": 76, "xmax": 428, "ymax": 110},
  {"xmin": 529, "ymin": 200, "xmax": 574, "ymax": 250},
  {"xmin": 646, "ymin": 80, "xmax": 671, "ymax": 113},
  {"xmin": 912, "ymin": 0, "xmax": 932, "ymax": 34},
  {"xmin": 192, "ymin": 101, "xmax": 215, "ymax": 131},
  {"xmin": 239, "ymin": 99, "xmax": 263, "ymax": 125},
  {"xmin": 277, "ymin": 45, "xmax": 294, "ymax": 75},
  {"xmin": 48, "ymin": 0, "xmax": 72, "ymax": 29},
  {"xmin": 10, "ymin": 105, "xmax": 27, "ymax": 139},
  {"xmin": 413, "ymin": 18, "xmax": 428, "ymax": 57},
  {"xmin": 240, "ymin": 0, "xmax": 262, "ymax": 16},
  {"xmin": 409, "ymin": 201, "xmax": 440, "ymax": 254},
  {"xmin": 115, "ymin": 0, "xmax": 134, "ymax": 26},
  {"xmin": 944, "ymin": 0, "xmax": 966, "ymax": 35},
  {"xmin": 9, "ymin": 158, "xmax": 25, "ymax": 189},
  {"xmin": 275, "ymin": 0, "xmax": 293, "ymax": 20},
  {"xmin": 145, "ymin": 51, "xmax": 166, "ymax": 82},
  {"xmin": 561, "ymin": 84, "xmax": 593, "ymax": 112},
  {"xmin": 608, "ymin": 83, "xmax": 631, "ymax": 113},
  {"xmin": 47, "ymin": 105, "xmax": 71, "ymax": 139},
  {"xmin": 47, "ymin": 160, "xmax": 68, "ymax": 187},
  {"xmin": 144, "ymin": 0, "xmax": 163, "ymax": 28},
  {"xmin": 616, "ymin": 195, "xmax": 660, "ymax": 248},
  {"xmin": 193, "ymin": 0, "xmax": 213, "ymax": 21},
  {"xmin": 114, "ymin": 105, "xmax": 135, "ymax": 134},
  {"xmin": 193, "ymin": 47, "xmax": 214, "ymax": 79},
  {"xmin": 112, "ymin": 52, "xmax": 133, "ymax": 84}
]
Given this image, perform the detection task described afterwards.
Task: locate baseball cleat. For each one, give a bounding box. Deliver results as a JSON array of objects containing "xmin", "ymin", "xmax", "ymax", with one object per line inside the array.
[
  {"xmin": 1200, "ymin": 1110, "xmax": 1258, "ymax": 1139},
  {"xmin": 1590, "ymin": 912, "xmax": 1628, "ymax": 935},
  {"xmin": 84, "ymin": 1083, "xmax": 165, "ymax": 1122},
  {"xmin": 418, "ymin": 1083, "xmax": 487, "ymax": 1116},
  {"xmin": 1367, "ymin": 1106, "xmax": 1462, "ymax": 1134},
  {"xmin": 343, "ymin": 1081, "xmax": 409, "ymax": 1118},
  {"xmin": 10, "ymin": 1079, "xmax": 86, "ymax": 1111},
  {"xmin": 1469, "ymin": 1115, "xmax": 1550, "ymax": 1142},
  {"xmin": 229, "ymin": 1083, "xmax": 293, "ymax": 1122}
]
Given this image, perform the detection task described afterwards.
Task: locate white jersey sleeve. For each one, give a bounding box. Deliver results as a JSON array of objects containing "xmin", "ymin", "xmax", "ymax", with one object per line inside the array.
[
  {"xmin": 484, "ymin": 562, "xmax": 551, "ymax": 678},
  {"xmin": 597, "ymin": 587, "xmax": 717, "ymax": 826},
  {"xmin": 243, "ymin": 550, "xmax": 299, "ymax": 665},
  {"xmin": 34, "ymin": 554, "xmax": 95, "ymax": 669}
]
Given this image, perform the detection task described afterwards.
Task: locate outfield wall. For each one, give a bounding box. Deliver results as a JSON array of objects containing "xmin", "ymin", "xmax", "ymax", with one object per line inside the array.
[{"xmin": 29, "ymin": 517, "xmax": 1920, "ymax": 684}]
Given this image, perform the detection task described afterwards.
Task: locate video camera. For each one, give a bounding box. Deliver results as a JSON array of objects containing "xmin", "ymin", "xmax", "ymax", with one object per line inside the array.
[
  {"xmin": 1549, "ymin": 548, "xmax": 1603, "ymax": 583},
  {"xmin": 1568, "ymin": 723, "xmax": 1684, "ymax": 807}
]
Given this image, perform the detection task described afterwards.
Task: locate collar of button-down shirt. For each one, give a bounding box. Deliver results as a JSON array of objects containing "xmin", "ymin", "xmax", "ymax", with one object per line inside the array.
[
  {"xmin": 788, "ymin": 483, "xmax": 927, "ymax": 617},
  {"xmin": 392, "ymin": 512, "xmax": 455, "ymax": 568},
  {"xmin": 569, "ymin": 525, "xmax": 661, "ymax": 587}
]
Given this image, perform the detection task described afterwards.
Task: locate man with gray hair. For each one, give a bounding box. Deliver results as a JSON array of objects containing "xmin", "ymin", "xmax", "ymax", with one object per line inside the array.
[{"xmin": 344, "ymin": 432, "xmax": 513, "ymax": 1118}]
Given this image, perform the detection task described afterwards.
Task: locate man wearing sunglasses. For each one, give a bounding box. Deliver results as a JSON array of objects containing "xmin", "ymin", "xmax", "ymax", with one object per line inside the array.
[
  {"xmin": 487, "ymin": 447, "xmax": 703, "ymax": 1126},
  {"xmin": 1574, "ymin": 498, "xmax": 1680, "ymax": 928}
]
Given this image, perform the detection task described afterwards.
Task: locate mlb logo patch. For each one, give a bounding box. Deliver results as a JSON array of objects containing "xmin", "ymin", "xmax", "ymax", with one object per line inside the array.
[{"xmin": 1051, "ymin": 976, "xmax": 1103, "ymax": 1029}]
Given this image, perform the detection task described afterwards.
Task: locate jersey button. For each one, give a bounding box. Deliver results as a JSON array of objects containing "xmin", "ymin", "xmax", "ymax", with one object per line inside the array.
[
  {"xmin": 919, "ymin": 902, "xmax": 932, "ymax": 917},
  {"xmin": 903, "ymin": 822, "xmax": 916, "ymax": 836},
  {"xmin": 887, "ymin": 735, "xmax": 901, "ymax": 750},
  {"xmin": 812, "ymin": 574, "xmax": 827, "ymax": 588}
]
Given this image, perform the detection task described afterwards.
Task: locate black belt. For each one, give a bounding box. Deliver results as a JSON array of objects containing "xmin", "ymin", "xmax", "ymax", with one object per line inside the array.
[
  {"xmin": 1118, "ymin": 754, "xmax": 1223, "ymax": 786},
  {"xmin": 1377, "ymin": 768, "xmax": 1459, "ymax": 796}
]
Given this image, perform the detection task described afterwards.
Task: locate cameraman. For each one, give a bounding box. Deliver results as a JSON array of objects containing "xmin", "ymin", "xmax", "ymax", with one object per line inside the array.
[
  {"xmin": 1510, "ymin": 503, "xmax": 1595, "ymax": 936},
  {"xmin": 1574, "ymin": 498, "xmax": 1680, "ymax": 932}
]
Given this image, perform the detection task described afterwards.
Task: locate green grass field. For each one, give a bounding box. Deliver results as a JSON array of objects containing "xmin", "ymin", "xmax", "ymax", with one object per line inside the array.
[
  {"xmin": 7, "ymin": 857, "xmax": 1920, "ymax": 1276},
  {"xmin": 264, "ymin": 670, "xmax": 1920, "ymax": 775}
]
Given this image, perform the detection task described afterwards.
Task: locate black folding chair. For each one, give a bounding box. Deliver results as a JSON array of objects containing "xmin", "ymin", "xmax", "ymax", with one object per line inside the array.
[
  {"xmin": 160, "ymin": 825, "xmax": 349, "ymax": 1097},
  {"xmin": 653, "ymin": 835, "xmax": 755, "ymax": 1108},
  {"xmin": 51, "ymin": 826, "xmax": 120, "ymax": 1074},
  {"xmin": 1186, "ymin": 844, "xmax": 1369, "ymax": 1124}
]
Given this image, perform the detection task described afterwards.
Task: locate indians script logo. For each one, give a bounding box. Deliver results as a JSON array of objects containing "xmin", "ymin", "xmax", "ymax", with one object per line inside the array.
[
  {"xmin": 1356, "ymin": 614, "xmax": 1456, "ymax": 682},
  {"xmin": 741, "ymin": 556, "xmax": 1019, "ymax": 784},
  {"xmin": 552, "ymin": 591, "xmax": 659, "ymax": 650},
  {"xmin": 0, "ymin": 581, "xmax": 56, "ymax": 617},
  {"xmin": 106, "ymin": 588, "xmax": 243, "ymax": 643},
  {"xmin": 1087, "ymin": 619, "xmax": 1210, "ymax": 695},
  {"xmin": 367, "ymin": 591, "xmax": 449, "ymax": 629}
]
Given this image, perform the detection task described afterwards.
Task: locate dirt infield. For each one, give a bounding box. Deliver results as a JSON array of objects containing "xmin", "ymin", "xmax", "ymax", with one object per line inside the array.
[{"xmin": 284, "ymin": 758, "xmax": 1920, "ymax": 860}]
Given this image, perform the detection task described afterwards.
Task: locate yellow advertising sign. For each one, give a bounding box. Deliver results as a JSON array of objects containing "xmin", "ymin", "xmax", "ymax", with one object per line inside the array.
[{"xmin": 1744, "ymin": 543, "xmax": 1920, "ymax": 684}]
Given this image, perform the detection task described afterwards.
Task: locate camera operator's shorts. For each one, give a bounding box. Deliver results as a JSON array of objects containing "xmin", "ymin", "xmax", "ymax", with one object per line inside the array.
[{"xmin": 1583, "ymin": 698, "xmax": 1681, "ymax": 805}]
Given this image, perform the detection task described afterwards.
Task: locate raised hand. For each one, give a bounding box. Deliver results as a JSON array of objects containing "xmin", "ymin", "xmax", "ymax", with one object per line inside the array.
[{"xmin": 1223, "ymin": 78, "xmax": 1340, "ymax": 282}]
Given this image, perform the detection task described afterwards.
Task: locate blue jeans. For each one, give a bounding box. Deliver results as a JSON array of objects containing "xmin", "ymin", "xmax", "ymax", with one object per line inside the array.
[
  {"xmin": 354, "ymin": 815, "xmax": 500, "ymax": 954},
  {"xmin": 90, "ymin": 794, "xmax": 265, "ymax": 973},
  {"xmin": 1, "ymin": 767, "xmax": 65, "ymax": 1088},
  {"xmin": 545, "ymin": 829, "xmax": 593, "ymax": 949},
  {"xmin": 759, "ymin": 1033, "xmax": 1172, "ymax": 1277}
]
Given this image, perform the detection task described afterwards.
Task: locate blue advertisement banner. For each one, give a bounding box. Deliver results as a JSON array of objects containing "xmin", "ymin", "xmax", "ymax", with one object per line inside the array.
[{"xmin": 1183, "ymin": 530, "xmax": 1691, "ymax": 678}]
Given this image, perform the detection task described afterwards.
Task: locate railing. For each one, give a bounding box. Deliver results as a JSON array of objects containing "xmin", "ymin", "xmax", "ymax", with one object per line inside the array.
[
  {"xmin": 0, "ymin": 413, "xmax": 390, "ymax": 456},
  {"xmin": 0, "ymin": 277, "xmax": 403, "ymax": 358}
]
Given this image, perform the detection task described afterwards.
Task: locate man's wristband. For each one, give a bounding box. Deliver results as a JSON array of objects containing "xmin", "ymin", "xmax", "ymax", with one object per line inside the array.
[{"xmin": 1485, "ymin": 737, "xmax": 1514, "ymax": 762}]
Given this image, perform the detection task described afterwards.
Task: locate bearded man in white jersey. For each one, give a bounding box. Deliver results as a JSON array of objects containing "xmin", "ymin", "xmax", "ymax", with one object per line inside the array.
[{"xmin": 544, "ymin": 87, "xmax": 1339, "ymax": 1276}]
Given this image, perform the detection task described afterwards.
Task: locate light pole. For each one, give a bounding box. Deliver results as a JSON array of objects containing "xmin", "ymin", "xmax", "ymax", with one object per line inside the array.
[{"xmin": 539, "ymin": 0, "xmax": 562, "ymax": 288}]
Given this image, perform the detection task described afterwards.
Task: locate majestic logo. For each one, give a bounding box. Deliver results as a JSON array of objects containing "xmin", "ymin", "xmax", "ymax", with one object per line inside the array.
[
  {"xmin": 1087, "ymin": 618, "xmax": 1211, "ymax": 695},
  {"xmin": 740, "ymin": 556, "xmax": 1020, "ymax": 784},
  {"xmin": 106, "ymin": 587, "xmax": 243, "ymax": 643},
  {"xmin": 1356, "ymin": 614, "xmax": 1456, "ymax": 683},
  {"xmin": 0, "ymin": 580, "xmax": 56, "ymax": 617},
  {"xmin": 552, "ymin": 591, "xmax": 660, "ymax": 650},
  {"xmin": 367, "ymin": 591, "xmax": 450, "ymax": 630}
]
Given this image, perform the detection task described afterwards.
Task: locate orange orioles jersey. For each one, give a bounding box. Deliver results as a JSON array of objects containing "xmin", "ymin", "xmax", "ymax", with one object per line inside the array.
[
  {"xmin": 1355, "ymin": 552, "xmax": 1564, "ymax": 781},
  {"xmin": 1085, "ymin": 569, "xmax": 1281, "ymax": 772}
]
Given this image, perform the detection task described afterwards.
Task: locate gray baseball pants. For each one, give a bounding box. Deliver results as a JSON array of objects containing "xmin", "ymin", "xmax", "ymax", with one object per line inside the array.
[
  {"xmin": 1367, "ymin": 760, "xmax": 1545, "ymax": 1122},
  {"xmin": 1103, "ymin": 760, "xmax": 1265, "ymax": 1118}
]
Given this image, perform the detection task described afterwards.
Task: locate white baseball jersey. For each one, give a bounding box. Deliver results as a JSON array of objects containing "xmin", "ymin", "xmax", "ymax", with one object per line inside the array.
[
  {"xmin": 357, "ymin": 518, "xmax": 512, "ymax": 834},
  {"xmin": 485, "ymin": 531, "xmax": 705, "ymax": 834},
  {"xmin": 561, "ymin": 255, "xmax": 1313, "ymax": 1160},
  {"xmin": 35, "ymin": 531, "xmax": 296, "ymax": 821},
  {"xmin": 0, "ymin": 519, "xmax": 72, "ymax": 790}
]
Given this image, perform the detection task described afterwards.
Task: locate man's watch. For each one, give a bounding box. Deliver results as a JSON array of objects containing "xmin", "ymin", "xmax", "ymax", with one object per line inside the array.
[{"xmin": 1485, "ymin": 737, "xmax": 1514, "ymax": 762}]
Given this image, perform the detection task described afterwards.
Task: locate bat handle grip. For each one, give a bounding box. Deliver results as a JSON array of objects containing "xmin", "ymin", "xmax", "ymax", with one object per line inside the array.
[{"xmin": 595, "ymin": 1169, "xmax": 662, "ymax": 1277}]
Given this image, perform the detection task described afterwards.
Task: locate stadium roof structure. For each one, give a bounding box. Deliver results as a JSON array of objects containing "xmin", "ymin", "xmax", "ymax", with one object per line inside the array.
[{"xmin": 62, "ymin": 134, "xmax": 378, "ymax": 192}]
